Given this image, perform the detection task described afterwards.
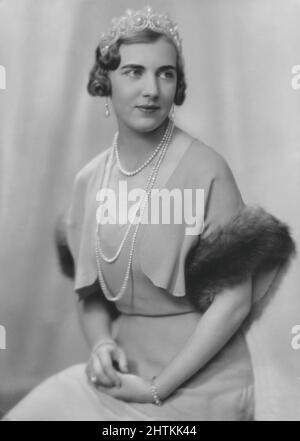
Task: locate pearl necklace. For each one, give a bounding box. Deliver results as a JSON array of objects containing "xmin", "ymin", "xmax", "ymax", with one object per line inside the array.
[
  {"xmin": 96, "ymin": 120, "xmax": 173, "ymax": 264},
  {"xmin": 95, "ymin": 121, "xmax": 174, "ymax": 302},
  {"xmin": 115, "ymin": 120, "xmax": 172, "ymax": 177}
]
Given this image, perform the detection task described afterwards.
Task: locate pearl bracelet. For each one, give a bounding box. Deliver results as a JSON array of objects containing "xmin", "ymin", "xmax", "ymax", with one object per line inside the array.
[{"xmin": 150, "ymin": 376, "xmax": 163, "ymax": 406}]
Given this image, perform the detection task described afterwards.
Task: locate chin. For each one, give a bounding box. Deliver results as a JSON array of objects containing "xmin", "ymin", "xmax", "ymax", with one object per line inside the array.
[{"xmin": 132, "ymin": 116, "xmax": 168, "ymax": 133}]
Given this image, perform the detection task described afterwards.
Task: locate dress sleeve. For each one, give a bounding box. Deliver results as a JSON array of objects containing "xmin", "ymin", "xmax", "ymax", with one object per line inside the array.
[
  {"xmin": 54, "ymin": 172, "xmax": 86, "ymax": 282},
  {"xmin": 185, "ymin": 156, "xmax": 296, "ymax": 317},
  {"xmin": 139, "ymin": 146, "xmax": 244, "ymax": 299},
  {"xmin": 55, "ymin": 152, "xmax": 109, "ymax": 301},
  {"xmin": 65, "ymin": 173, "xmax": 86, "ymax": 265},
  {"xmin": 201, "ymin": 155, "xmax": 245, "ymax": 237}
]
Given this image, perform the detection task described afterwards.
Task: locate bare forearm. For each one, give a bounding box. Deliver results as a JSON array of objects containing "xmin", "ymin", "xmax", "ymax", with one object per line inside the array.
[
  {"xmin": 77, "ymin": 292, "xmax": 117, "ymax": 349},
  {"xmin": 155, "ymin": 278, "xmax": 252, "ymax": 400}
]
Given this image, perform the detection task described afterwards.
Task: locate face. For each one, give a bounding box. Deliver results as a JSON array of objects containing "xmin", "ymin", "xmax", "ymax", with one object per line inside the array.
[{"xmin": 108, "ymin": 37, "xmax": 177, "ymax": 133}]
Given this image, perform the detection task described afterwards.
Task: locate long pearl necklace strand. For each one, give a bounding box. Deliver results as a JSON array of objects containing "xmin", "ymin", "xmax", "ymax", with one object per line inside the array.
[
  {"xmin": 97, "ymin": 119, "xmax": 173, "ymax": 264},
  {"xmin": 95, "ymin": 121, "xmax": 174, "ymax": 302}
]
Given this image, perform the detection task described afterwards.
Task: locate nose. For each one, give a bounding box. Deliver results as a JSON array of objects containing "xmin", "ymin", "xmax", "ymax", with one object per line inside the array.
[{"xmin": 142, "ymin": 73, "xmax": 159, "ymax": 100}]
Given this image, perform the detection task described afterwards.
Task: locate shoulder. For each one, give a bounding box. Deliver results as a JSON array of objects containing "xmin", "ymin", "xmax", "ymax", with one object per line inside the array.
[
  {"xmin": 73, "ymin": 147, "xmax": 111, "ymax": 188},
  {"xmin": 67, "ymin": 147, "xmax": 112, "ymax": 226},
  {"xmin": 175, "ymin": 127, "xmax": 234, "ymax": 181}
]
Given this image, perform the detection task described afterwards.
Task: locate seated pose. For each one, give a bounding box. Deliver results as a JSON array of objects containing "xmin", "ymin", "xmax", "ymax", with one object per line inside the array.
[{"xmin": 3, "ymin": 6, "xmax": 295, "ymax": 421}]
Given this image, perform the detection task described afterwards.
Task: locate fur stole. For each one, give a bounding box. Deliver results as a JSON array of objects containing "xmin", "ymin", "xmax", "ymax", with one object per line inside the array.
[
  {"xmin": 185, "ymin": 206, "xmax": 296, "ymax": 313},
  {"xmin": 55, "ymin": 206, "xmax": 296, "ymax": 314}
]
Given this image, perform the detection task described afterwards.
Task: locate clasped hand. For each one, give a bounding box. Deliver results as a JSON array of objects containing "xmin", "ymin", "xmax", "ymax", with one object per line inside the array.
[{"xmin": 85, "ymin": 341, "xmax": 152, "ymax": 403}]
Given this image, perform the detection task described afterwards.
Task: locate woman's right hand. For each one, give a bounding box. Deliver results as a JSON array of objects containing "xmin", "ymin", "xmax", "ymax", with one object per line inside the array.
[{"xmin": 85, "ymin": 340, "xmax": 129, "ymax": 388}]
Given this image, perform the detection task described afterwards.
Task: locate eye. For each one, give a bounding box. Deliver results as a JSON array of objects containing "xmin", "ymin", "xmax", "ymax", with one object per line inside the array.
[
  {"xmin": 123, "ymin": 68, "xmax": 143, "ymax": 78},
  {"xmin": 159, "ymin": 70, "xmax": 176, "ymax": 80}
]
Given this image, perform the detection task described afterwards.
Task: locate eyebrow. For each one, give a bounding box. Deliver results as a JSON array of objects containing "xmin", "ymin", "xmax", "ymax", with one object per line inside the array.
[{"xmin": 120, "ymin": 64, "xmax": 176, "ymax": 71}]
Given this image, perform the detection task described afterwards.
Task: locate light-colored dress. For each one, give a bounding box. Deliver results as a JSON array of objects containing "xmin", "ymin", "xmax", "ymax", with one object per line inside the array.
[{"xmin": 4, "ymin": 128, "xmax": 255, "ymax": 420}]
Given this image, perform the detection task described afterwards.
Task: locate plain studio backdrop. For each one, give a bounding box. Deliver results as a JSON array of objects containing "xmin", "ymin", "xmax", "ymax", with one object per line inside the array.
[{"xmin": 0, "ymin": 0, "xmax": 299, "ymax": 420}]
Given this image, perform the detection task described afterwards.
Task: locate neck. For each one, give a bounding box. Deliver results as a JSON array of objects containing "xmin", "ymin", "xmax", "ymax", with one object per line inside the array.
[{"xmin": 116, "ymin": 119, "xmax": 170, "ymax": 170}]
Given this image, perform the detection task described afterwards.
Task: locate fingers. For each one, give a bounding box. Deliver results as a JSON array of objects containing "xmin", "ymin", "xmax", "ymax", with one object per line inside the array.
[
  {"xmin": 98, "ymin": 349, "xmax": 122, "ymax": 387},
  {"xmin": 85, "ymin": 357, "xmax": 99, "ymax": 386},
  {"xmin": 85, "ymin": 343, "xmax": 129, "ymax": 388},
  {"xmin": 88, "ymin": 352, "xmax": 115, "ymax": 387},
  {"xmin": 112, "ymin": 346, "xmax": 129, "ymax": 373}
]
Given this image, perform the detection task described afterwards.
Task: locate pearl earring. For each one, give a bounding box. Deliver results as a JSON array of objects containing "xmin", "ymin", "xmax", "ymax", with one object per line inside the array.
[
  {"xmin": 105, "ymin": 98, "xmax": 110, "ymax": 118},
  {"xmin": 170, "ymin": 104, "xmax": 175, "ymax": 122}
]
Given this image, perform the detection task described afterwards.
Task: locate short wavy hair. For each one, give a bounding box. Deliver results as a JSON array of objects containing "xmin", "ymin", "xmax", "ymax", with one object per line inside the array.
[{"xmin": 87, "ymin": 29, "xmax": 186, "ymax": 106}]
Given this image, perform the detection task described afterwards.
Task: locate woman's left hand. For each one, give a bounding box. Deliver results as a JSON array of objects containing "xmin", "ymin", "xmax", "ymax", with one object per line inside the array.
[{"xmin": 95, "ymin": 373, "xmax": 153, "ymax": 404}]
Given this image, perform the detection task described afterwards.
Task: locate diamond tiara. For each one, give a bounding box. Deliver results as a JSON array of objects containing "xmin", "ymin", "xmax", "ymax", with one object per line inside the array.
[{"xmin": 98, "ymin": 5, "xmax": 182, "ymax": 56}]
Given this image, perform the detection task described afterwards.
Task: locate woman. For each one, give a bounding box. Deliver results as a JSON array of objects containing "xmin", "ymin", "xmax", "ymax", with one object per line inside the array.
[{"xmin": 3, "ymin": 6, "xmax": 295, "ymax": 421}]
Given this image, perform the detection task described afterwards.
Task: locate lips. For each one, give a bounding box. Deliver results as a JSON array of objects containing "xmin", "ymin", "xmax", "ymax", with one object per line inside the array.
[{"xmin": 136, "ymin": 105, "xmax": 160, "ymax": 112}]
